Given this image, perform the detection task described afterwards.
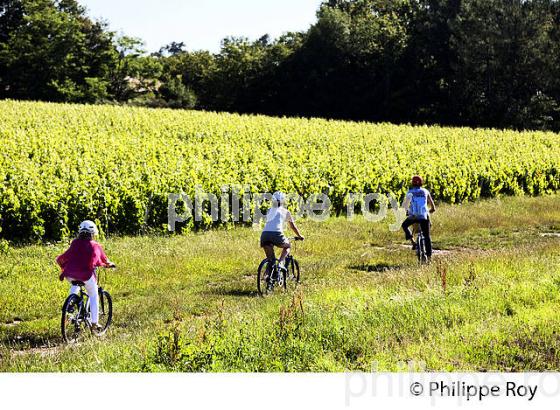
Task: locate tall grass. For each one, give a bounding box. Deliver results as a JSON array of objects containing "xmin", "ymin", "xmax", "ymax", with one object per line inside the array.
[{"xmin": 0, "ymin": 195, "xmax": 559, "ymax": 371}]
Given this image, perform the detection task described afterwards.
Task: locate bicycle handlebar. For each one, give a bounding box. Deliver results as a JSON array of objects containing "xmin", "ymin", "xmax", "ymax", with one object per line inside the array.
[
  {"xmin": 96, "ymin": 264, "xmax": 115, "ymax": 287},
  {"xmin": 288, "ymin": 237, "xmax": 304, "ymax": 241}
]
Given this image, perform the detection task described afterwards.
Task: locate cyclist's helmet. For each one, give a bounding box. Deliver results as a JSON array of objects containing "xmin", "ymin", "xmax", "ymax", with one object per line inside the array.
[
  {"xmin": 272, "ymin": 191, "xmax": 286, "ymax": 204},
  {"xmin": 411, "ymin": 175, "xmax": 423, "ymax": 187},
  {"xmin": 79, "ymin": 220, "xmax": 98, "ymax": 235}
]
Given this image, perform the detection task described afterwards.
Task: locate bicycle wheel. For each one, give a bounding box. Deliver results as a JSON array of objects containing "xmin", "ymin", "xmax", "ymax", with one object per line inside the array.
[
  {"xmin": 417, "ymin": 235, "xmax": 429, "ymax": 265},
  {"xmin": 61, "ymin": 294, "xmax": 84, "ymax": 343},
  {"xmin": 96, "ymin": 289, "xmax": 113, "ymax": 335},
  {"xmin": 284, "ymin": 258, "xmax": 300, "ymax": 291},
  {"xmin": 257, "ymin": 259, "xmax": 274, "ymax": 296}
]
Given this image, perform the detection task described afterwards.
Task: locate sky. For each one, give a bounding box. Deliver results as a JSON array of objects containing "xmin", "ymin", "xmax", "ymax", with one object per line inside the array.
[{"xmin": 79, "ymin": 0, "xmax": 322, "ymax": 53}]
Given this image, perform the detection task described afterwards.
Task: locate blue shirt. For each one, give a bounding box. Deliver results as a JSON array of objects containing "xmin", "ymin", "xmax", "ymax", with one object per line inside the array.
[{"xmin": 404, "ymin": 187, "xmax": 430, "ymax": 220}]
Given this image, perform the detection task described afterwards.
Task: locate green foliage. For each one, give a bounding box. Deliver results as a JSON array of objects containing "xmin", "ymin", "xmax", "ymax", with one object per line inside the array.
[
  {"xmin": 108, "ymin": 36, "xmax": 156, "ymax": 101},
  {"xmin": 0, "ymin": 239, "xmax": 8, "ymax": 254},
  {"xmin": 0, "ymin": 0, "xmax": 114, "ymax": 102},
  {"xmin": 157, "ymin": 76, "xmax": 197, "ymax": 109},
  {"xmin": 3, "ymin": 0, "xmax": 560, "ymax": 130},
  {"xmin": 449, "ymin": 0, "xmax": 560, "ymax": 129},
  {"xmin": 0, "ymin": 100, "xmax": 559, "ymax": 242},
  {"xmin": 142, "ymin": 244, "xmax": 560, "ymax": 372},
  {"xmin": 1, "ymin": 196, "xmax": 560, "ymax": 371}
]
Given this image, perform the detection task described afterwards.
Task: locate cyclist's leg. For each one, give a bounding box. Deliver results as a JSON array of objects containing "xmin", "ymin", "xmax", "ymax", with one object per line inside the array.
[
  {"xmin": 83, "ymin": 276, "xmax": 99, "ymax": 325},
  {"xmin": 263, "ymin": 244, "xmax": 275, "ymax": 261},
  {"xmin": 419, "ymin": 219, "xmax": 432, "ymax": 257},
  {"xmin": 402, "ymin": 216, "xmax": 415, "ymax": 241},
  {"xmin": 263, "ymin": 244, "xmax": 275, "ymax": 271},
  {"xmin": 66, "ymin": 278, "xmax": 80, "ymax": 296},
  {"xmin": 278, "ymin": 242, "xmax": 291, "ymax": 266},
  {"xmin": 261, "ymin": 231, "xmax": 277, "ymax": 274}
]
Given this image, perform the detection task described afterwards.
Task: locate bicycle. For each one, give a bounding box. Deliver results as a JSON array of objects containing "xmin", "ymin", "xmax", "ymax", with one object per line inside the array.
[
  {"xmin": 412, "ymin": 215, "xmax": 433, "ymax": 265},
  {"xmin": 61, "ymin": 266, "xmax": 114, "ymax": 343},
  {"xmin": 416, "ymin": 229, "xmax": 429, "ymax": 264},
  {"xmin": 257, "ymin": 237, "xmax": 303, "ymax": 296}
]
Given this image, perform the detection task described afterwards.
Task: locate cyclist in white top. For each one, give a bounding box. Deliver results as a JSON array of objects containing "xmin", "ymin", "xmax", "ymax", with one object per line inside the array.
[
  {"xmin": 260, "ymin": 191, "xmax": 304, "ymax": 275},
  {"xmin": 401, "ymin": 176, "xmax": 436, "ymax": 258}
]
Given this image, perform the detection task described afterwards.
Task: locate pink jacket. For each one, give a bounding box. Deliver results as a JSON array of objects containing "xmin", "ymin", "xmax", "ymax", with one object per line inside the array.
[{"xmin": 56, "ymin": 239, "xmax": 110, "ymax": 281}]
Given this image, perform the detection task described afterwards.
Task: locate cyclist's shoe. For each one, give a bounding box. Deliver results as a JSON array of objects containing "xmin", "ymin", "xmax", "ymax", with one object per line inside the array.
[
  {"xmin": 266, "ymin": 279, "xmax": 274, "ymax": 292},
  {"xmin": 277, "ymin": 265, "xmax": 287, "ymax": 286},
  {"xmin": 277, "ymin": 263, "xmax": 287, "ymax": 274},
  {"xmin": 410, "ymin": 239, "xmax": 417, "ymax": 250},
  {"xmin": 92, "ymin": 324, "xmax": 104, "ymax": 335}
]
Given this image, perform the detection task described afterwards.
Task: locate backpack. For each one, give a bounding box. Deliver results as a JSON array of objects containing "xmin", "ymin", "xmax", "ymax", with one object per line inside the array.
[{"xmin": 409, "ymin": 188, "xmax": 428, "ymax": 219}]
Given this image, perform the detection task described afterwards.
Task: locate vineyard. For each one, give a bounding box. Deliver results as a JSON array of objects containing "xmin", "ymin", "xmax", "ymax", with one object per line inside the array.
[{"xmin": 0, "ymin": 100, "xmax": 559, "ymax": 242}]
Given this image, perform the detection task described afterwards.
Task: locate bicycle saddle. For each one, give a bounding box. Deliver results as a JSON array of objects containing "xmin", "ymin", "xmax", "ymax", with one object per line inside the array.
[{"xmin": 71, "ymin": 281, "xmax": 86, "ymax": 287}]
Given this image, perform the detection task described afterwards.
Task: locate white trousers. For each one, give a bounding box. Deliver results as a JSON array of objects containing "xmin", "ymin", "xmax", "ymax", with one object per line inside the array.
[{"xmin": 66, "ymin": 276, "xmax": 99, "ymax": 324}]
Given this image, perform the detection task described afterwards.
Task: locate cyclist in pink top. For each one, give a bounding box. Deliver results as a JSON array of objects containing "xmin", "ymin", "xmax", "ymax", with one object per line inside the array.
[{"xmin": 56, "ymin": 220, "xmax": 115, "ymax": 332}]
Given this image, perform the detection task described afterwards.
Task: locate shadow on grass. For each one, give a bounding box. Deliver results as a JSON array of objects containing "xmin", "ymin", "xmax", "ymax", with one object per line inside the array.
[
  {"xmin": 350, "ymin": 263, "xmax": 403, "ymax": 273},
  {"xmin": 0, "ymin": 333, "xmax": 61, "ymax": 350},
  {"xmin": 205, "ymin": 288, "xmax": 258, "ymax": 298}
]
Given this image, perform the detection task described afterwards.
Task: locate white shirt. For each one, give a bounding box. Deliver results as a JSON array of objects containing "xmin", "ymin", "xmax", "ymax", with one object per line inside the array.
[{"xmin": 263, "ymin": 206, "xmax": 293, "ymax": 233}]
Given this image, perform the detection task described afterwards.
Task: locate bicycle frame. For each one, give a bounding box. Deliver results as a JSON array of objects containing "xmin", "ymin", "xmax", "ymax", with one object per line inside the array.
[
  {"xmin": 74, "ymin": 288, "xmax": 92, "ymax": 327},
  {"xmin": 70, "ymin": 269, "xmax": 107, "ymax": 329},
  {"xmin": 411, "ymin": 218, "xmax": 431, "ymax": 264},
  {"xmin": 416, "ymin": 231, "xmax": 428, "ymax": 264},
  {"xmin": 61, "ymin": 266, "xmax": 114, "ymax": 342},
  {"xmin": 284, "ymin": 238, "xmax": 301, "ymax": 270},
  {"xmin": 257, "ymin": 237, "xmax": 303, "ymax": 295}
]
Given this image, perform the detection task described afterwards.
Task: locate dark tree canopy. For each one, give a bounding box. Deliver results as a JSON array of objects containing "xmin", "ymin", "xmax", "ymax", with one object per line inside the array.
[
  {"xmin": 0, "ymin": 0, "xmax": 115, "ymax": 102},
  {"xmin": 1, "ymin": 0, "xmax": 560, "ymax": 131}
]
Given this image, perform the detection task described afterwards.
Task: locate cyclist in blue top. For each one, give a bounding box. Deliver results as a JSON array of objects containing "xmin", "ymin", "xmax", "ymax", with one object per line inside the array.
[{"xmin": 402, "ymin": 175, "xmax": 436, "ymax": 259}]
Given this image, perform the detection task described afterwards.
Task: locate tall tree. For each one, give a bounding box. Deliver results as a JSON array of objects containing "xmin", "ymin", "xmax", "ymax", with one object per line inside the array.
[
  {"xmin": 399, "ymin": 0, "xmax": 462, "ymax": 124},
  {"xmin": 0, "ymin": 0, "xmax": 115, "ymax": 102},
  {"xmin": 450, "ymin": 0, "xmax": 560, "ymax": 129}
]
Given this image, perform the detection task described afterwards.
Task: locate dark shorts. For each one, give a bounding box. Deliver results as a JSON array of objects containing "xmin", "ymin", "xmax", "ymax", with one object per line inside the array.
[{"xmin": 260, "ymin": 231, "xmax": 289, "ymax": 247}]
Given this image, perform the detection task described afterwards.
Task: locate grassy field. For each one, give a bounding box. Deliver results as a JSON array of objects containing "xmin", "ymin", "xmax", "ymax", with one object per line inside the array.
[{"xmin": 0, "ymin": 194, "xmax": 559, "ymax": 372}]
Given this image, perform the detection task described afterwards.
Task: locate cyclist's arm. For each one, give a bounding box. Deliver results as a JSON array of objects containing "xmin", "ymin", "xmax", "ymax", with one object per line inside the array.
[
  {"xmin": 56, "ymin": 239, "xmax": 78, "ymax": 268},
  {"xmin": 287, "ymin": 212, "xmax": 304, "ymax": 239},
  {"xmin": 402, "ymin": 193, "xmax": 412, "ymax": 213},
  {"xmin": 96, "ymin": 244, "xmax": 115, "ymax": 268},
  {"xmin": 428, "ymin": 194, "xmax": 436, "ymax": 213},
  {"xmin": 56, "ymin": 252, "xmax": 68, "ymax": 269},
  {"xmin": 56, "ymin": 253, "xmax": 68, "ymax": 281},
  {"xmin": 288, "ymin": 221, "xmax": 304, "ymax": 239}
]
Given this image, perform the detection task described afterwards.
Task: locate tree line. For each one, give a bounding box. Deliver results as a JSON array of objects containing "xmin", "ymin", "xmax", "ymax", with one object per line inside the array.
[{"xmin": 1, "ymin": 0, "xmax": 560, "ymax": 131}]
